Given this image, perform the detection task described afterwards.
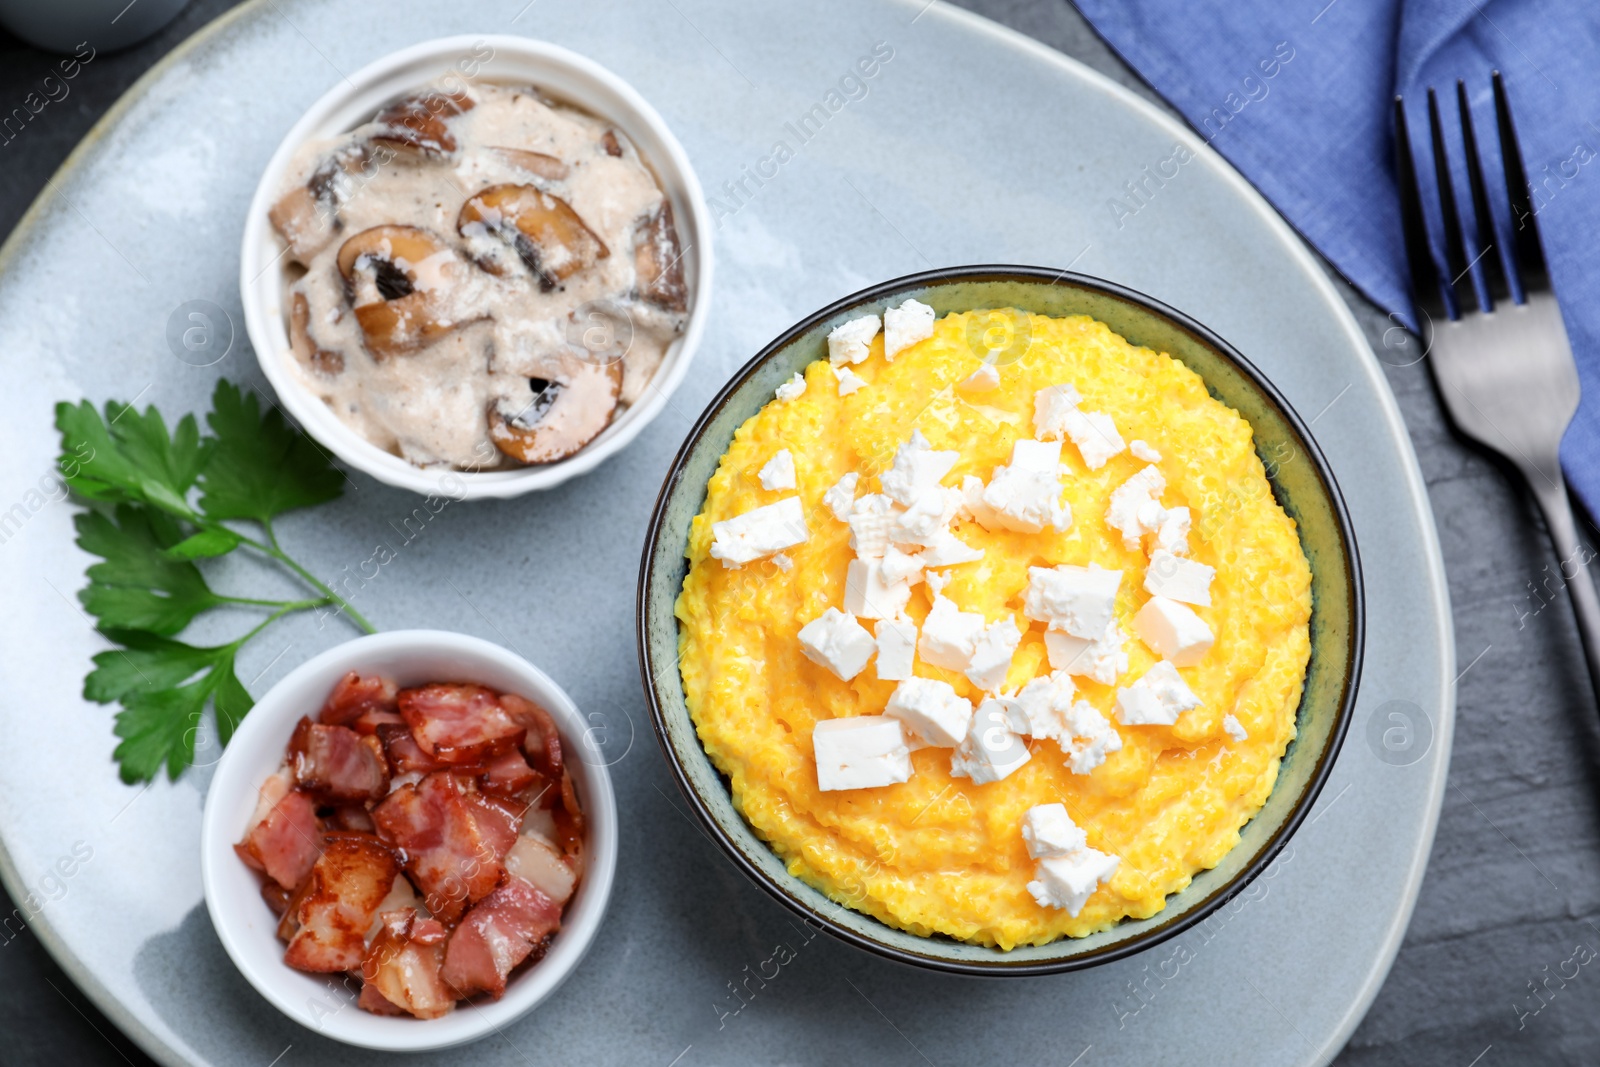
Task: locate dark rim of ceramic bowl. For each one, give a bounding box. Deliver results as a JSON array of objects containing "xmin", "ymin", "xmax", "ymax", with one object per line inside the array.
[{"xmin": 636, "ymin": 265, "xmax": 1364, "ymax": 976}]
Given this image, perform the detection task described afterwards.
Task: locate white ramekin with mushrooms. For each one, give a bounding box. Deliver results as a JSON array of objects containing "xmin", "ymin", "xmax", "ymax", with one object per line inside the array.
[{"xmin": 241, "ymin": 37, "xmax": 710, "ymax": 498}]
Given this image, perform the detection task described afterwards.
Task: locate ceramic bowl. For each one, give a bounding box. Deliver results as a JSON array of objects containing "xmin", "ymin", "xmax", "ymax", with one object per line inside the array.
[
  {"xmin": 239, "ymin": 35, "xmax": 712, "ymax": 499},
  {"xmin": 200, "ymin": 630, "xmax": 618, "ymax": 1049},
  {"xmin": 637, "ymin": 266, "xmax": 1363, "ymax": 975}
]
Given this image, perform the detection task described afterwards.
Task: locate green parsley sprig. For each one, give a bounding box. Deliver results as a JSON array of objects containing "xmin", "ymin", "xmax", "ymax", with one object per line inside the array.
[{"xmin": 55, "ymin": 380, "xmax": 374, "ymax": 784}]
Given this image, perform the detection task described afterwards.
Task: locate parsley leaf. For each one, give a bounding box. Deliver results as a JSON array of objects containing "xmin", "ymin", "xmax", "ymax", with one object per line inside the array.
[
  {"xmin": 76, "ymin": 506, "xmax": 223, "ymax": 635},
  {"xmin": 54, "ymin": 399, "xmax": 210, "ymax": 515},
  {"xmin": 199, "ymin": 380, "xmax": 343, "ymax": 523},
  {"xmin": 83, "ymin": 630, "xmax": 221, "ymax": 704}
]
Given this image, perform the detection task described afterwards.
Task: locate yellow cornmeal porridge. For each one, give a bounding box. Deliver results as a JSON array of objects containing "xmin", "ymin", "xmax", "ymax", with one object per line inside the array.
[{"xmin": 675, "ymin": 309, "xmax": 1312, "ymax": 948}]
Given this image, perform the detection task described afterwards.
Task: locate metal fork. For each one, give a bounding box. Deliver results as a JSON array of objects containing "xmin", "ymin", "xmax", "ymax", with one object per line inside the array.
[{"xmin": 1394, "ymin": 73, "xmax": 1600, "ymax": 693}]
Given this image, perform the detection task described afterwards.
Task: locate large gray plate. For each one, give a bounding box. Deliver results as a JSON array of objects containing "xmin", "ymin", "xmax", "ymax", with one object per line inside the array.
[{"xmin": 0, "ymin": 1, "xmax": 1453, "ymax": 1064}]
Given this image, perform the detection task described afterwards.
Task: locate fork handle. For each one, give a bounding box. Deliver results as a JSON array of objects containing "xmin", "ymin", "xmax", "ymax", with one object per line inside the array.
[{"xmin": 1530, "ymin": 477, "xmax": 1600, "ymax": 697}]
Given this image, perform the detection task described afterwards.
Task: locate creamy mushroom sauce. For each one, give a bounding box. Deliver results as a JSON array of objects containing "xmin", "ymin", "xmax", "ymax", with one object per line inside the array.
[{"xmin": 272, "ymin": 82, "xmax": 688, "ymax": 470}]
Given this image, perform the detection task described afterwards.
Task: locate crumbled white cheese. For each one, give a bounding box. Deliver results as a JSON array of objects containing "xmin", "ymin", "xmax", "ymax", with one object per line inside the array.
[
  {"xmin": 884, "ymin": 677, "xmax": 974, "ymax": 748},
  {"xmin": 880, "ymin": 430, "xmax": 959, "ymax": 507},
  {"xmin": 1027, "ymin": 847, "xmax": 1120, "ymax": 915},
  {"xmin": 950, "ymin": 698, "xmax": 1032, "ymax": 784},
  {"xmin": 798, "ymin": 607, "xmax": 876, "ymax": 681},
  {"xmin": 758, "ymin": 449, "xmax": 796, "ymax": 491},
  {"xmin": 822, "ymin": 472, "xmax": 860, "ymax": 521},
  {"xmin": 960, "ymin": 474, "xmax": 1002, "ymax": 530},
  {"xmin": 1155, "ymin": 505, "xmax": 1191, "ymax": 557},
  {"xmin": 1106, "ymin": 466, "xmax": 1167, "ymax": 551},
  {"xmin": 1023, "ymin": 564, "xmax": 1122, "ymax": 639},
  {"xmin": 920, "ymin": 528, "xmax": 984, "ymax": 568},
  {"xmin": 975, "ymin": 439, "xmax": 1072, "ymax": 534},
  {"xmin": 771, "ymin": 552, "xmax": 793, "ymax": 572},
  {"xmin": 883, "ymin": 298, "xmax": 936, "ymax": 360},
  {"xmin": 813, "ymin": 716, "xmax": 911, "ymax": 791},
  {"xmin": 1222, "ymin": 713, "xmax": 1248, "ymax": 743},
  {"xmin": 827, "ymin": 314, "xmax": 881, "ymax": 365},
  {"xmin": 844, "ymin": 558, "xmax": 913, "ymax": 620},
  {"xmin": 879, "ymin": 543, "xmax": 926, "ymax": 586},
  {"xmin": 874, "ymin": 616, "xmax": 918, "ymax": 681},
  {"xmin": 1114, "ymin": 660, "xmax": 1202, "ymax": 726},
  {"xmin": 1143, "ymin": 548, "xmax": 1214, "ymax": 606},
  {"xmin": 891, "ymin": 486, "xmax": 964, "ymax": 547},
  {"xmin": 1062, "ymin": 701, "xmax": 1123, "ymax": 774},
  {"xmin": 1043, "ymin": 622, "xmax": 1129, "ymax": 686},
  {"xmin": 918, "ymin": 593, "xmax": 988, "ymax": 672},
  {"xmin": 960, "ymin": 363, "xmax": 1000, "ymax": 391},
  {"xmin": 710, "ymin": 497, "xmax": 810, "ymax": 568},
  {"xmin": 965, "ymin": 617, "xmax": 1023, "ymax": 693},
  {"xmin": 1032, "ymin": 385, "xmax": 1125, "ymax": 469},
  {"xmin": 775, "ymin": 372, "xmax": 806, "ymax": 402},
  {"xmin": 1130, "ymin": 439, "xmax": 1162, "ymax": 463},
  {"xmin": 1007, "ymin": 671, "xmax": 1077, "ymax": 742},
  {"xmin": 1021, "ymin": 803, "xmax": 1088, "ymax": 859},
  {"xmin": 835, "ymin": 366, "xmax": 867, "ymax": 396},
  {"xmin": 847, "ymin": 494, "xmax": 899, "ymax": 558},
  {"xmin": 1134, "ymin": 596, "xmax": 1214, "ymax": 666}
]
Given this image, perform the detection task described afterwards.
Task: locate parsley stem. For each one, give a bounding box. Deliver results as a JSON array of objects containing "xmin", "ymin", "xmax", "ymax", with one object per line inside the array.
[
  {"xmin": 254, "ymin": 517, "xmax": 376, "ymax": 634},
  {"xmin": 218, "ymin": 594, "xmax": 333, "ymax": 611}
]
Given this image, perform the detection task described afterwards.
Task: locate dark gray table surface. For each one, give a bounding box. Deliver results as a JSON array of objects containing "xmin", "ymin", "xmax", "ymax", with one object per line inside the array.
[{"xmin": 3, "ymin": 1, "xmax": 1597, "ymax": 1064}]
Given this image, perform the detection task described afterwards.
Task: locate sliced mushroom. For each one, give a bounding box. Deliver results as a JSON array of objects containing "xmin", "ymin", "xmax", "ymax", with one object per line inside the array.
[
  {"xmin": 369, "ymin": 90, "xmax": 474, "ymax": 158},
  {"xmin": 336, "ymin": 225, "xmax": 468, "ymax": 360},
  {"xmin": 634, "ymin": 200, "xmax": 688, "ymax": 313},
  {"xmin": 457, "ymin": 184, "xmax": 608, "ymax": 290},
  {"xmin": 487, "ymin": 352, "xmax": 623, "ymax": 464},
  {"xmin": 600, "ymin": 129, "xmax": 624, "ymax": 158},
  {"xmin": 268, "ymin": 145, "xmax": 370, "ymax": 266},
  {"xmin": 289, "ymin": 292, "xmax": 344, "ymax": 377},
  {"xmin": 486, "ymin": 147, "xmax": 569, "ymax": 181}
]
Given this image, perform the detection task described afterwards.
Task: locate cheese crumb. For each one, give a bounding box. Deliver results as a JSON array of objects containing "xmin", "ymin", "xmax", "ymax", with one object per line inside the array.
[
  {"xmin": 1043, "ymin": 624, "xmax": 1129, "ymax": 686},
  {"xmin": 918, "ymin": 592, "xmax": 987, "ymax": 672},
  {"xmin": 1021, "ymin": 803, "xmax": 1088, "ymax": 859},
  {"xmin": 1023, "ymin": 564, "xmax": 1121, "ymax": 639},
  {"xmin": 920, "ymin": 529, "xmax": 984, "ymax": 568},
  {"xmin": 881, "ymin": 430, "xmax": 959, "ymax": 507},
  {"xmin": 975, "ymin": 439, "xmax": 1072, "ymax": 534},
  {"xmin": 1143, "ymin": 548, "xmax": 1215, "ymax": 606},
  {"xmin": 1032, "ymin": 384, "xmax": 1125, "ymax": 469},
  {"xmin": 798, "ymin": 607, "xmax": 876, "ymax": 681},
  {"xmin": 844, "ymin": 558, "xmax": 913, "ymax": 620},
  {"xmin": 1106, "ymin": 466, "xmax": 1167, "ymax": 551},
  {"xmin": 1130, "ymin": 439, "xmax": 1162, "ymax": 462},
  {"xmin": 1222, "ymin": 714, "xmax": 1248, "ymax": 743},
  {"xmin": 883, "ymin": 298, "xmax": 936, "ymax": 360},
  {"xmin": 758, "ymin": 449, "xmax": 796, "ymax": 491},
  {"xmin": 1027, "ymin": 847, "xmax": 1120, "ymax": 915},
  {"xmin": 813, "ymin": 716, "xmax": 911, "ymax": 791},
  {"xmin": 1007, "ymin": 672, "xmax": 1077, "ymax": 742},
  {"xmin": 710, "ymin": 497, "xmax": 809, "ymax": 568},
  {"xmin": 1062, "ymin": 701, "xmax": 1123, "ymax": 774},
  {"xmin": 965, "ymin": 617, "xmax": 1023, "ymax": 693},
  {"xmin": 822, "ymin": 472, "xmax": 860, "ymax": 521},
  {"xmin": 835, "ymin": 366, "xmax": 867, "ymax": 396},
  {"xmin": 827, "ymin": 314, "xmax": 881, "ymax": 365},
  {"xmin": 884, "ymin": 677, "xmax": 974, "ymax": 747},
  {"xmin": 874, "ymin": 616, "xmax": 918, "ymax": 681},
  {"xmin": 775, "ymin": 372, "xmax": 806, "ymax": 401},
  {"xmin": 1114, "ymin": 660, "xmax": 1202, "ymax": 726},
  {"xmin": 1134, "ymin": 596, "xmax": 1214, "ymax": 666},
  {"xmin": 950, "ymin": 698, "xmax": 1031, "ymax": 784}
]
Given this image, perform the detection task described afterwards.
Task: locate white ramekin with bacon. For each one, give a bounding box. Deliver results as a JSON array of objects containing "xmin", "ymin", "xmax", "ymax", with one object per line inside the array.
[{"xmin": 201, "ymin": 630, "xmax": 617, "ymax": 1050}]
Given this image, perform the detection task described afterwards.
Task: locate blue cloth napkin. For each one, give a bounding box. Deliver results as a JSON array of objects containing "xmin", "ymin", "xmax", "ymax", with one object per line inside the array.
[{"xmin": 1071, "ymin": 0, "xmax": 1600, "ymax": 516}]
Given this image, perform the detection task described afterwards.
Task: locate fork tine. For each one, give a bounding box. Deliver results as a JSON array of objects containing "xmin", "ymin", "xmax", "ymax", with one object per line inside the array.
[
  {"xmin": 1427, "ymin": 88, "xmax": 1478, "ymax": 315},
  {"xmin": 1455, "ymin": 80, "xmax": 1511, "ymax": 309},
  {"xmin": 1394, "ymin": 96, "xmax": 1445, "ymax": 321},
  {"xmin": 1492, "ymin": 71, "xmax": 1550, "ymax": 292}
]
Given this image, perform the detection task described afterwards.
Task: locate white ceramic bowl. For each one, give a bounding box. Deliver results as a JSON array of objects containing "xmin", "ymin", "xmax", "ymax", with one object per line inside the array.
[
  {"xmin": 199, "ymin": 630, "xmax": 618, "ymax": 1051},
  {"xmin": 239, "ymin": 35, "xmax": 712, "ymax": 499}
]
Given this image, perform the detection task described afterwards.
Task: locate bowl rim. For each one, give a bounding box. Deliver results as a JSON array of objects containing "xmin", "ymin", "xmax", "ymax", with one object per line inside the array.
[
  {"xmin": 635, "ymin": 264, "xmax": 1365, "ymax": 977},
  {"xmin": 237, "ymin": 33, "xmax": 714, "ymax": 500},
  {"xmin": 198, "ymin": 628, "xmax": 619, "ymax": 1049}
]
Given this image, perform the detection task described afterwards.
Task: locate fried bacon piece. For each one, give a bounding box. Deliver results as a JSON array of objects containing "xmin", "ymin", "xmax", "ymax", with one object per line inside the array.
[
  {"xmin": 235, "ymin": 769, "xmax": 321, "ymax": 890},
  {"xmin": 376, "ymin": 722, "xmax": 451, "ymax": 776},
  {"xmin": 371, "ymin": 771, "xmax": 503, "ymax": 923},
  {"xmin": 398, "ymin": 684, "xmax": 524, "ymax": 765},
  {"xmin": 479, "ymin": 746, "xmax": 539, "ymax": 798},
  {"xmin": 289, "ymin": 717, "xmax": 390, "ymax": 802},
  {"xmin": 282, "ymin": 833, "xmax": 401, "ymax": 973},
  {"xmin": 502, "ymin": 834, "xmax": 576, "ymax": 906},
  {"xmin": 462, "ymin": 793, "xmax": 522, "ymax": 860},
  {"xmin": 499, "ymin": 693, "xmax": 563, "ymax": 778},
  {"xmin": 361, "ymin": 908, "xmax": 456, "ymax": 1019},
  {"xmin": 320, "ymin": 672, "xmax": 398, "ymax": 726},
  {"xmin": 348, "ymin": 708, "xmax": 406, "ymax": 736},
  {"xmin": 441, "ymin": 877, "xmax": 562, "ymax": 1000}
]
